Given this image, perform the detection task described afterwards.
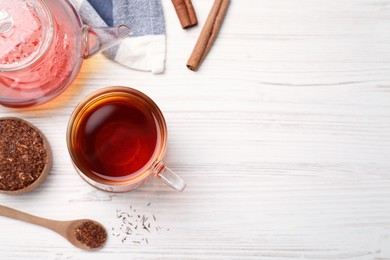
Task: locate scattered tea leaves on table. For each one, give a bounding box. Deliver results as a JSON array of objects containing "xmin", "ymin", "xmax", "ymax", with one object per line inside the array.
[{"xmin": 112, "ymin": 203, "xmax": 168, "ymax": 245}]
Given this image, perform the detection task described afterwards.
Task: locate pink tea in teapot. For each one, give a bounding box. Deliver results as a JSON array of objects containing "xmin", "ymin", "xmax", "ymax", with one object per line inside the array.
[
  {"xmin": 0, "ymin": 1, "xmax": 43, "ymax": 64},
  {"xmin": 0, "ymin": 0, "xmax": 81, "ymax": 107},
  {"xmin": 0, "ymin": 0, "xmax": 130, "ymax": 107}
]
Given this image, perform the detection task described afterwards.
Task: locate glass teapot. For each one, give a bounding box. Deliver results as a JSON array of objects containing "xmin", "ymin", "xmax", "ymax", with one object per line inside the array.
[{"xmin": 0, "ymin": 0, "xmax": 131, "ymax": 107}]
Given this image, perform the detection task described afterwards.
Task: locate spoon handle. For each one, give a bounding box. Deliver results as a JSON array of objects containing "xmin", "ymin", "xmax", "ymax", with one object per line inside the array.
[{"xmin": 0, "ymin": 205, "xmax": 66, "ymax": 234}]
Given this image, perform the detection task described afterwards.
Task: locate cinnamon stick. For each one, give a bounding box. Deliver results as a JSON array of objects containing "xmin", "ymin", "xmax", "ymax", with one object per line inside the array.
[
  {"xmin": 172, "ymin": 0, "xmax": 198, "ymax": 29},
  {"xmin": 187, "ymin": 0, "xmax": 230, "ymax": 71},
  {"xmin": 185, "ymin": 0, "xmax": 198, "ymax": 26}
]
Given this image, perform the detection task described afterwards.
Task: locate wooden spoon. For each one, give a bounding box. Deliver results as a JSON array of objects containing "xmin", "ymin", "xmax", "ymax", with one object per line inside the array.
[{"xmin": 0, "ymin": 205, "xmax": 107, "ymax": 251}]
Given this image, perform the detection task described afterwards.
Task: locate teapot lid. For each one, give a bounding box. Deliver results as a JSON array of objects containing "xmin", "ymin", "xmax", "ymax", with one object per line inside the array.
[{"xmin": 0, "ymin": 0, "xmax": 53, "ymax": 71}]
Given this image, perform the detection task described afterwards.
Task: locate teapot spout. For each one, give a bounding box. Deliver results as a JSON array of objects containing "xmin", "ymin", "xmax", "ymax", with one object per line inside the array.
[{"xmin": 82, "ymin": 25, "xmax": 131, "ymax": 59}]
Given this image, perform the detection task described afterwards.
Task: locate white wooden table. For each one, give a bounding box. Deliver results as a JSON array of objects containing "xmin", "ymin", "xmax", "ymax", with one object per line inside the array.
[{"xmin": 2, "ymin": 0, "xmax": 390, "ymax": 259}]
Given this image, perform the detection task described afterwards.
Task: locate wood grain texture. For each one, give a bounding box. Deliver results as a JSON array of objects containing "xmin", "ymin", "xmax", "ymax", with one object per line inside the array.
[{"xmin": 1, "ymin": 0, "xmax": 390, "ymax": 259}]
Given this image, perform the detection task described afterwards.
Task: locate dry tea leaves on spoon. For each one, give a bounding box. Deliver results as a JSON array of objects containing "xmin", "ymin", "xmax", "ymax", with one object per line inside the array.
[{"xmin": 75, "ymin": 220, "xmax": 107, "ymax": 249}]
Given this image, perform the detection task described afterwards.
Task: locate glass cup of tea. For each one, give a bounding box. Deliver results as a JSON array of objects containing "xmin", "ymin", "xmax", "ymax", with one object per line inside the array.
[{"xmin": 67, "ymin": 86, "xmax": 186, "ymax": 192}]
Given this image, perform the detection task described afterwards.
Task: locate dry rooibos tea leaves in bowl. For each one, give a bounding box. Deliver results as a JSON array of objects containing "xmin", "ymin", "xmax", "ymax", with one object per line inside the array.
[{"xmin": 0, "ymin": 118, "xmax": 52, "ymax": 194}]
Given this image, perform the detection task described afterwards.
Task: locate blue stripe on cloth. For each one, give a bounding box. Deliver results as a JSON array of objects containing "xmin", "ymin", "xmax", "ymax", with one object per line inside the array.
[
  {"xmin": 112, "ymin": 0, "xmax": 165, "ymax": 37},
  {"xmin": 86, "ymin": 0, "xmax": 114, "ymax": 26},
  {"xmin": 74, "ymin": 0, "xmax": 166, "ymax": 73}
]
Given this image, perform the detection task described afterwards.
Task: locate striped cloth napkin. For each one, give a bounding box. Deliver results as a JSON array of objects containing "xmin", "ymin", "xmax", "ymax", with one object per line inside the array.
[{"xmin": 72, "ymin": 0, "xmax": 166, "ymax": 74}]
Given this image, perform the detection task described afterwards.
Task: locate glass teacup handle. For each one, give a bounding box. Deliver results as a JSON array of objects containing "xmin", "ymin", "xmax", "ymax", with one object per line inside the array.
[
  {"xmin": 0, "ymin": 11, "xmax": 13, "ymax": 34},
  {"xmin": 154, "ymin": 162, "xmax": 186, "ymax": 191}
]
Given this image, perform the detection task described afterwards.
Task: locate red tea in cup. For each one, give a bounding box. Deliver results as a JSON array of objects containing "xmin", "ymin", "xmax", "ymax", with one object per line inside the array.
[
  {"xmin": 67, "ymin": 87, "xmax": 185, "ymax": 192},
  {"xmin": 75, "ymin": 94, "xmax": 159, "ymax": 179}
]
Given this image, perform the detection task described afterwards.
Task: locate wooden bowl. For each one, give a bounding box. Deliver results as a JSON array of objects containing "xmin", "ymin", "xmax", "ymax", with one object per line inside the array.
[{"xmin": 0, "ymin": 117, "xmax": 52, "ymax": 194}]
